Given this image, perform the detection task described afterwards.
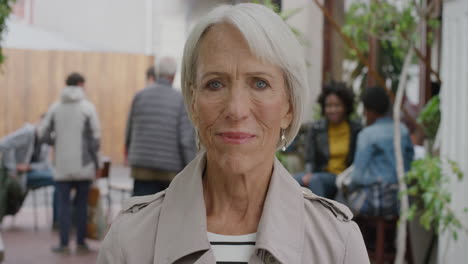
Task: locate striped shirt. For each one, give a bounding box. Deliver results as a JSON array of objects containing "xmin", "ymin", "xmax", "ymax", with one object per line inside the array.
[
  {"xmin": 208, "ymin": 232, "xmax": 256, "ymax": 264},
  {"xmin": 125, "ymin": 79, "xmax": 196, "ymax": 172}
]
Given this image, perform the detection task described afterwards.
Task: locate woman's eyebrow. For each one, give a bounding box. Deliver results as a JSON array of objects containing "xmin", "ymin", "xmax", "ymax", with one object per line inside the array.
[
  {"xmin": 201, "ymin": 71, "xmax": 230, "ymax": 79},
  {"xmin": 245, "ymin": 72, "xmax": 274, "ymax": 79},
  {"xmin": 200, "ymin": 71, "xmax": 274, "ymax": 80}
]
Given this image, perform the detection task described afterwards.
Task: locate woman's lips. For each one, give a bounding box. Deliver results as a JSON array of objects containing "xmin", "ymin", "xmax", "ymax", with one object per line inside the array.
[{"xmin": 218, "ymin": 132, "xmax": 256, "ymax": 144}]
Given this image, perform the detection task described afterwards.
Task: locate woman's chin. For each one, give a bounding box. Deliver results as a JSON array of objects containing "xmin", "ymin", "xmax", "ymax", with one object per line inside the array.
[
  {"xmin": 209, "ymin": 150, "xmax": 258, "ymax": 174},
  {"xmin": 328, "ymin": 117, "xmax": 345, "ymax": 124}
]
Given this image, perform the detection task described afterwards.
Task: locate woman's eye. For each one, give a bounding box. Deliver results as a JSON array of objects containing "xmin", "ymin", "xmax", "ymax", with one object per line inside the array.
[
  {"xmin": 207, "ymin": 80, "xmax": 223, "ymax": 90},
  {"xmin": 254, "ymin": 80, "xmax": 268, "ymax": 89}
]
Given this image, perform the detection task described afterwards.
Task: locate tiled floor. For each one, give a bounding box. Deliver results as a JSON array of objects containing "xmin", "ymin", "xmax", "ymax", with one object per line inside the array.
[
  {"xmin": 0, "ymin": 165, "xmax": 132, "ymax": 264},
  {"xmin": 1, "ymin": 219, "xmax": 101, "ymax": 264}
]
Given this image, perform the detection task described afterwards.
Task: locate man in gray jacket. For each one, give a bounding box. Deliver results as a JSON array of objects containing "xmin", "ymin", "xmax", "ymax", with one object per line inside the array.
[
  {"xmin": 39, "ymin": 72, "xmax": 100, "ymax": 254},
  {"xmin": 125, "ymin": 57, "xmax": 196, "ymax": 196}
]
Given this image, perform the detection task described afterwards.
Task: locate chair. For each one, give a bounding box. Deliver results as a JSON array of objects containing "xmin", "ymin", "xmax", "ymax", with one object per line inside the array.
[
  {"xmin": 26, "ymin": 176, "xmax": 55, "ymax": 231},
  {"xmin": 96, "ymin": 158, "xmax": 112, "ymax": 221},
  {"xmin": 356, "ymin": 216, "xmax": 413, "ymax": 264},
  {"xmin": 96, "ymin": 158, "xmax": 132, "ymax": 222}
]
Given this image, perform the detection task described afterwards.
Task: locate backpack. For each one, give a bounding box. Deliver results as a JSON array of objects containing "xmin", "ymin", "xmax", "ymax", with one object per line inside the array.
[{"xmin": 0, "ymin": 152, "xmax": 27, "ymax": 222}]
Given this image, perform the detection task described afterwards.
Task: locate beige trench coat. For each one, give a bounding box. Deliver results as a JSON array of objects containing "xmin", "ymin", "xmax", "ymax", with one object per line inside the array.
[{"xmin": 97, "ymin": 152, "xmax": 369, "ymax": 264}]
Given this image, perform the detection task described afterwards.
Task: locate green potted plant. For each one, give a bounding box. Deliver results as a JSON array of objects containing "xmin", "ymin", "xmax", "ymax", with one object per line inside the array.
[{"xmin": 402, "ymin": 96, "xmax": 468, "ymax": 263}]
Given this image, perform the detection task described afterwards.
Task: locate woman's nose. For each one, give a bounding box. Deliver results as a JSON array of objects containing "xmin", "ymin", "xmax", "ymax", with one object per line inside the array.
[{"xmin": 225, "ymin": 84, "xmax": 250, "ymax": 121}]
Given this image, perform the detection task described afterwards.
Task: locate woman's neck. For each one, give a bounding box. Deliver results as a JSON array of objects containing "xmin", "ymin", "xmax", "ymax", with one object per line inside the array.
[
  {"xmin": 203, "ymin": 155, "xmax": 274, "ymax": 235},
  {"xmin": 328, "ymin": 118, "xmax": 347, "ymax": 127}
]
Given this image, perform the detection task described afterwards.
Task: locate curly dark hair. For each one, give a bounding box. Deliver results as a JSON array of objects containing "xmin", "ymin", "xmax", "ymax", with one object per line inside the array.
[
  {"xmin": 361, "ymin": 86, "xmax": 390, "ymax": 115},
  {"xmin": 318, "ymin": 82, "xmax": 355, "ymax": 118}
]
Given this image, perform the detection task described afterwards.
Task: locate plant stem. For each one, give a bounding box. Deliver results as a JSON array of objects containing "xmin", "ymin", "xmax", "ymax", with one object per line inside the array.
[
  {"xmin": 312, "ymin": 0, "xmax": 388, "ymax": 91},
  {"xmin": 394, "ymin": 47, "xmax": 415, "ymax": 264}
]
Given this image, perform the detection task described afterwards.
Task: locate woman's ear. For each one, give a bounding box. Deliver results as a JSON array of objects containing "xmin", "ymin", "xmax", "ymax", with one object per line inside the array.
[
  {"xmin": 190, "ymin": 86, "xmax": 199, "ymax": 125},
  {"xmin": 280, "ymin": 101, "xmax": 293, "ymax": 129}
]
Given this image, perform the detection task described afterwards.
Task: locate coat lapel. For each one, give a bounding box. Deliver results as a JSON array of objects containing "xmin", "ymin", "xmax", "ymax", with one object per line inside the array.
[
  {"xmin": 153, "ymin": 153, "xmax": 211, "ymax": 264},
  {"xmin": 253, "ymin": 158, "xmax": 305, "ymax": 263},
  {"xmin": 153, "ymin": 152, "xmax": 306, "ymax": 264}
]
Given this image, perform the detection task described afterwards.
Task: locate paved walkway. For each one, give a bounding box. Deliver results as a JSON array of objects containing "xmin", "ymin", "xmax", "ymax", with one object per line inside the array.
[{"xmin": 0, "ymin": 165, "xmax": 132, "ymax": 264}]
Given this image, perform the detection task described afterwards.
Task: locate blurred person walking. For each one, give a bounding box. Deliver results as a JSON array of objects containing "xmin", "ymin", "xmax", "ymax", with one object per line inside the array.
[
  {"xmin": 125, "ymin": 57, "xmax": 196, "ymax": 197},
  {"xmin": 39, "ymin": 73, "xmax": 101, "ymax": 254}
]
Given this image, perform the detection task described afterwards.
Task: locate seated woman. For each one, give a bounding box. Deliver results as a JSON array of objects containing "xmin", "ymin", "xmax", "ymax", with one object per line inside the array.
[
  {"xmin": 0, "ymin": 122, "xmax": 56, "ymax": 212},
  {"xmin": 98, "ymin": 4, "xmax": 369, "ymax": 263},
  {"xmin": 295, "ymin": 83, "xmax": 362, "ymax": 199},
  {"xmin": 347, "ymin": 86, "xmax": 414, "ymax": 216}
]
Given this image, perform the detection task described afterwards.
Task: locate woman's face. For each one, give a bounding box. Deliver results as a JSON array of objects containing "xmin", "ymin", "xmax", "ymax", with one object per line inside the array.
[
  {"xmin": 324, "ymin": 94, "xmax": 346, "ymax": 124},
  {"xmin": 192, "ymin": 23, "xmax": 293, "ymax": 173}
]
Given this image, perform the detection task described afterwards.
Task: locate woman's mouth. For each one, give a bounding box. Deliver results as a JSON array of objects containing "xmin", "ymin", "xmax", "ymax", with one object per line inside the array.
[{"xmin": 218, "ymin": 132, "xmax": 256, "ymax": 144}]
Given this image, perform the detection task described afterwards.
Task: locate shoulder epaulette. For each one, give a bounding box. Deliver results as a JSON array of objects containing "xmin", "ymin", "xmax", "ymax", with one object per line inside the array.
[
  {"xmin": 301, "ymin": 187, "xmax": 353, "ymax": 221},
  {"xmin": 122, "ymin": 191, "xmax": 166, "ymax": 214}
]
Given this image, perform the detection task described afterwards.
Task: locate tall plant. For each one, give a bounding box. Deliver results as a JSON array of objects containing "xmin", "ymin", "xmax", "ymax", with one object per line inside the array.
[
  {"xmin": 339, "ymin": 1, "xmax": 443, "ymax": 263},
  {"xmin": 403, "ymin": 157, "xmax": 468, "ymax": 240},
  {"xmin": 353, "ymin": 2, "xmax": 467, "ymax": 263},
  {"xmin": 0, "ymin": 0, "xmax": 16, "ymax": 65},
  {"xmin": 342, "ymin": 1, "xmax": 439, "ymax": 91}
]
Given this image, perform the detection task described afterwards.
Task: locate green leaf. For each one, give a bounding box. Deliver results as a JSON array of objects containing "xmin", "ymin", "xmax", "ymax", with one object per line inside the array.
[
  {"xmin": 418, "ymin": 96, "xmax": 441, "ymax": 140},
  {"xmin": 280, "ymin": 7, "xmax": 302, "ymax": 21},
  {"xmin": 427, "ymin": 19, "xmax": 441, "ymax": 29},
  {"xmin": 0, "ymin": 0, "xmax": 17, "ymax": 65},
  {"xmin": 407, "ymin": 205, "xmax": 417, "ymax": 221}
]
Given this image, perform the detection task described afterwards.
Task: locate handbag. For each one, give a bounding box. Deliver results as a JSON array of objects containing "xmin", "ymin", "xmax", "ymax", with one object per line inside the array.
[
  {"xmin": 335, "ymin": 165, "xmax": 354, "ymax": 189},
  {"xmin": 86, "ymin": 183, "xmax": 107, "ymax": 240}
]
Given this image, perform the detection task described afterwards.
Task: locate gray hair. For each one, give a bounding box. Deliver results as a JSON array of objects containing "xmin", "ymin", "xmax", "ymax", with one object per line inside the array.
[
  {"xmin": 157, "ymin": 57, "xmax": 177, "ymax": 79},
  {"xmin": 181, "ymin": 3, "xmax": 308, "ymax": 148}
]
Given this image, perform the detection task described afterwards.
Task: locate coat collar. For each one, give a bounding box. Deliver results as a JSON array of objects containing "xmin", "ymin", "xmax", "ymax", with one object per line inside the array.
[
  {"xmin": 153, "ymin": 151, "xmax": 304, "ymax": 264},
  {"xmin": 153, "ymin": 153, "xmax": 211, "ymax": 264},
  {"xmin": 255, "ymin": 157, "xmax": 305, "ymax": 263}
]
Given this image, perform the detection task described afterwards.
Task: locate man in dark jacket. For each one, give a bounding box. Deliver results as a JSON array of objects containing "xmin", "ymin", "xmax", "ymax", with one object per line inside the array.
[{"xmin": 125, "ymin": 57, "xmax": 196, "ymax": 196}]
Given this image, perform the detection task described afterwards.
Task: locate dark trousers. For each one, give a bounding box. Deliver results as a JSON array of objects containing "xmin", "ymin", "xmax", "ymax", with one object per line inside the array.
[
  {"xmin": 56, "ymin": 180, "xmax": 91, "ymax": 246},
  {"xmin": 26, "ymin": 169, "xmax": 58, "ymax": 223},
  {"xmin": 132, "ymin": 180, "xmax": 170, "ymax": 196},
  {"xmin": 294, "ymin": 171, "xmax": 338, "ymax": 199}
]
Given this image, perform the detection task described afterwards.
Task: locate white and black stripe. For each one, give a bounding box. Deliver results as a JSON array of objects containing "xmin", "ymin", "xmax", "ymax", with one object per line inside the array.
[{"xmin": 208, "ymin": 232, "xmax": 256, "ymax": 264}]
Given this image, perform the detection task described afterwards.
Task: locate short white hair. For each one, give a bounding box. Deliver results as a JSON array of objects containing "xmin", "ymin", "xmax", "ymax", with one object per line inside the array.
[
  {"xmin": 181, "ymin": 3, "xmax": 308, "ymax": 148},
  {"xmin": 157, "ymin": 56, "xmax": 177, "ymax": 79}
]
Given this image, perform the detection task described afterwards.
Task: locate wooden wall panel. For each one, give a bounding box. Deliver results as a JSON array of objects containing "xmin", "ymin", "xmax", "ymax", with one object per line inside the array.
[{"xmin": 0, "ymin": 48, "xmax": 154, "ymax": 164}]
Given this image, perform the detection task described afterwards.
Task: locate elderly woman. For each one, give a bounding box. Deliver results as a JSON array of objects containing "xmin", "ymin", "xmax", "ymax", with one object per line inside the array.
[{"xmin": 98, "ymin": 4, "xmax": 368, "ymax": 263}]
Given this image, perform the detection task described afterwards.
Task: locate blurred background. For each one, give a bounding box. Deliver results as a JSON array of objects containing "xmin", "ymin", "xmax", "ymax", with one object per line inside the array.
[{"xmin": 0, "ymin": 0, "xmax": 467, "ymax": 263}]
